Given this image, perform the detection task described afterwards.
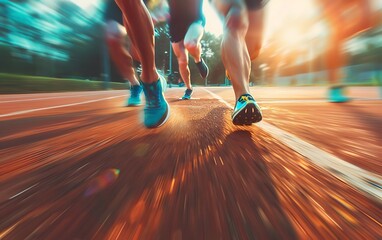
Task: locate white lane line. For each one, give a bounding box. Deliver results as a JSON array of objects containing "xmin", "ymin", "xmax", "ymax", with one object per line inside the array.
[
  {"xmin": 0, "ymin": 91, "xmax": 125, "ymax": 103},
  {"xmin": 9, "ymin": 183, "xmax": 39, "ymax": 199},
  {"xmin": 203, "ymin": 88, "xmax": 382, "ymax": 201},
  {"xmin": 0, "ymin": 94, "xmax": 126, "ymax": 118}
]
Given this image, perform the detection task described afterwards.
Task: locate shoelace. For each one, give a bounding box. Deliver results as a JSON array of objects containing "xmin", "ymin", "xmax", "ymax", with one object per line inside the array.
[
  {"xmin": 145, "ymin": 85, "xmax": 161, "ymax": 108},
  {"xmin": 131, "ymin": 87, "xmax": 141, "ymax": 97},
  {"xmin": 238, "ymin": 95, "xmax": 254, "ymax": 103},
  {"xmin": 185, "ymin": 89, "xmax": 192, "ymax": 96}
]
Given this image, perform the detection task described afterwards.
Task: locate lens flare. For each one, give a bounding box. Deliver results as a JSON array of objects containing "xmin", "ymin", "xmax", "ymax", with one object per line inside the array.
[{"xmin": 84, "ymin": 168, "xmax": 120, "ymax": 197}]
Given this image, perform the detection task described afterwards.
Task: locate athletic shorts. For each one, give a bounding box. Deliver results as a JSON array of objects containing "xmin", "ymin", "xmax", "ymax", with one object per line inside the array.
[
  {"xmin": 104, "ymin": 1, "xmax": 123, "ymax": 25},
  {"xmin": 168, "ymin": 0, "xmax": 206, "ymax": 43},
  {"xmin": 169, "ymin": 15, "xmax": 206, "ymax": 43},
  {"xmin": 208, "ymin": 0, "xmax": 269, "ymax": 10},
  {"xmin": 245, "ymin": 0, "xmax": 269, "ymax": 10}
]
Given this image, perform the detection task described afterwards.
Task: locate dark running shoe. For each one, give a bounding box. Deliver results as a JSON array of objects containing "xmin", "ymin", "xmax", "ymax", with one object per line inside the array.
[
  {"xmin": 196, "ymin": 59, "xmax": 209, "ymax": 79},
  {"xmin": 232, "ymin": 94, "xmax": 262, "ymax": 125},
  {"xmin": 181, "ymin": 88, "xmax": 193, "ymax": 100}
]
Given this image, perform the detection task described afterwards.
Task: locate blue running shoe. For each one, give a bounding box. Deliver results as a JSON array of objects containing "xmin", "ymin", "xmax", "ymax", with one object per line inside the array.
[
  {"xmin": 141, "ymin": 75, "xmax": 170, "ymax": 128},
  {"xmin": 182, "ymin": 88, "xmax": 193, "ymax": 100},
  {"xmin": 232, "ymin": 94, "xmax": 262, "ymax": 125},
  {"xmin": 126, "ymin": 84, "xmax": 142, "ymax": 106},
  {"xmin": 328, "ymin": 86, "xmax": 350, "ymax": 103}
]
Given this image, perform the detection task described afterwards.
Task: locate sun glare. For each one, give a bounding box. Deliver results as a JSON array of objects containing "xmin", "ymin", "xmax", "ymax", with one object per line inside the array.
[
  {"xmin": 71, "ymin": 0, "xmax": 98, "ymax": 10},
  {"xmin": 203, "ymin": 0, "xmax": 322, "ymax": 43},
  {"xmin": 264, "ymin": 0, "xmax": 323, "ymax": 45},
  {"xmin": 203, "ymin": 1, "xmax": 223, "ymax": 36}
]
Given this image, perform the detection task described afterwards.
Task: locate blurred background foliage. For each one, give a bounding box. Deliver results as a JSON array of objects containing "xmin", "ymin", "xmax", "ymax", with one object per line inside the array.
[{"xmin": 0, "ymin": 0, "xmax": 381, "ymax": 90}]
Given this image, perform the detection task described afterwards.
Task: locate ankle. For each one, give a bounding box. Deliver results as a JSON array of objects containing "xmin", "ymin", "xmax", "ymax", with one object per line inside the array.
[{"xmin": 140, "ymin": 70, "xmax": 159, "ymax": 84}]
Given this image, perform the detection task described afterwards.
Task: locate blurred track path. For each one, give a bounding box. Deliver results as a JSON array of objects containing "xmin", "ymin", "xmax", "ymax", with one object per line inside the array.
[
  {"xmin": 0, "ymin": 87, "xmax": 381, "ymax": 239},
  {"xmin": 0, "ymin": 90, "xmax": 127, "ymax": 118}
]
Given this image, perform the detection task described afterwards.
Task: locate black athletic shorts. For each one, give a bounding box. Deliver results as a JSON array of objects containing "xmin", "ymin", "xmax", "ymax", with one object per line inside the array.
[
  {"xmin": 169, "ymin": 16, "xmax": 206, "ymax": 43},
  {"xmin": 245, "ymin": 0, "xmax": 269, "ymax": 10},
  {"xmin": 104, "ymin": 1, "xmax": 123, "ymax": 25},
  {"xmin": 168, "ymin": 0, "xmax": 206, "ymax": 43},
  {"xmin": 208, "ymin": 0, "xmax": 269, "ymax": 10}
]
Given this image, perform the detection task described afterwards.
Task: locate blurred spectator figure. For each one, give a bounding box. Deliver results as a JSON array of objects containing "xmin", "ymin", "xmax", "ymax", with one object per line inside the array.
[
  {"xmin": 104, "ymin": 0, "xmax": 142, "ymax": 106},
  {"xmin": 318, "ymin": 0, "xmax": 377, "ymax": 102}
]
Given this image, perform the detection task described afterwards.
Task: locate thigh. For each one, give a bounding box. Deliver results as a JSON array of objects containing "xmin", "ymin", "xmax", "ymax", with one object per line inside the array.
[
  {"xmin": 210, "ymin": 0, "xmax": 246, "ymax": 17},
  {"xmin": 105, "ymin": 20, "xmax": 127, "ymax": 39},
  {"xmin": 245, "ymin": 8, "xmax": 264, "ymax": 54},
  {"xmin": 319, "ymin": 0, "xmax": 373, "ymax": 39},
  {"xmin": 169, "ymin": 19, "xmax": 189, "ymax": 43},
  {"xmin": 184, "ymin": 22, "xmax": 204, "ymax": 44},
  {"xmin": 172, "ymin": 41, "xmax": 189, "ymax": 62}
]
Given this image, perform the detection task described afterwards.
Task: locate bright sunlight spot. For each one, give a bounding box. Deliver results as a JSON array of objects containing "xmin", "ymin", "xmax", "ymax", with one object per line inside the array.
[
  {"xmin": 203, "ymin": 0, "xmax": 324, "ymax": 46},
  {"xmin": 70, "ymin": 0, "xmax": 99, "ymax": 10},
  {"xmin": 264, "ymin": 0, "xmax": 321, "ymax": 44},
  {"xmin": 203, "ymin": 1, "xmax": 223, "ymax": 36}
]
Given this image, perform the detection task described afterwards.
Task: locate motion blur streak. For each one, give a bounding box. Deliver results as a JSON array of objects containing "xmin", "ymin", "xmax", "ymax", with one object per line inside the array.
[
  {"xmin": 0, "ymin": 88, "xmax": 381, "ymax": 239},
  {"xmin": 0, "ymin": 0, "xmax": 382, "ymax": 239}
]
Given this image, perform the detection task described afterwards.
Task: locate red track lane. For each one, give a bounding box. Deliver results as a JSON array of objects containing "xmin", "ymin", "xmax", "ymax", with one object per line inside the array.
[{"xmin": 0, "ymin": 88, "xmax": 381, "ymax": 239}]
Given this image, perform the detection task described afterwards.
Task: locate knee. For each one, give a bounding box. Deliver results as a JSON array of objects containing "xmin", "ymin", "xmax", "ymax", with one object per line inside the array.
[
  {"xmin": 249, "ymin": 43, "xmax": 261, "ymax": 61},
  {"xmin": 225, "ymin": 6, "xmax": 248, "ymax": 34},
  {"xmin": 175, "ymin": 53, "xmax": 189, "ymax": 68},
  {"xmin": 106, "ymin": 35, "xmax": 122, "ymax": 46},
  {"xmin": 105, "ymin": 21, "xmax": 124, "ymax": 40},
  {"xmin": 106, "ymin": 32, "xmax": 120, "ymax": 47},
  {"xmin": 184, "ymin": 40, "xmax": 199, "ymax": 53},
  {"xmin": 174, "ymin": 48, "xmax": 188, "ymax": 65},
  {"xmin": 177, "ymin": 56, "xmax": 189, "ymax": 67}
]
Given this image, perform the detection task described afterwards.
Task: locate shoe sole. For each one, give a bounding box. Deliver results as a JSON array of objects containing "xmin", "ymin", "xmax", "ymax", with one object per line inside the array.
[
  {"xmin": 182, "ymin": 92, "xmax": 192, "ymax": 100},
  {"xmin": 126, "ymin": 103, "xmax": 142, "ymax": 107},
  {"xmin": 328, "ymin": 98, "xmax": 350, "ymax": 103},
  {"xmin": 232, "ymin": 102, "xmax": 262, "ymax": 125}
]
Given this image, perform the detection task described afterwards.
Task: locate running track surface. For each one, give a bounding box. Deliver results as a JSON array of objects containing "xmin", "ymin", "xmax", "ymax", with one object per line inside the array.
[{"xmin": 0, "ymin": 87, "xmax": 381, "ymax": 239}]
